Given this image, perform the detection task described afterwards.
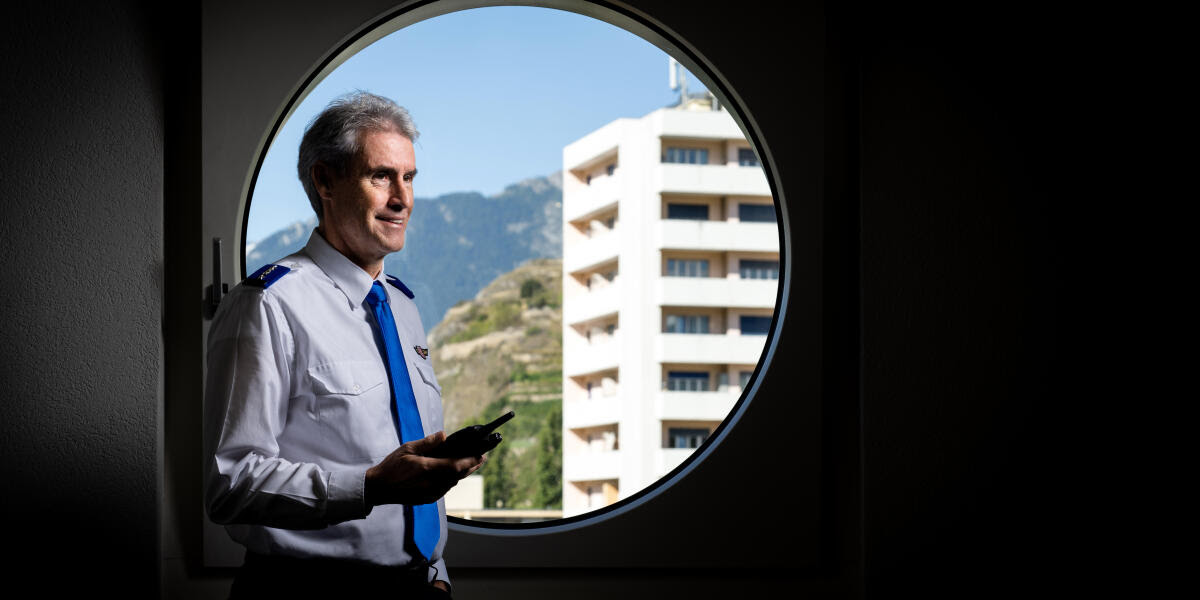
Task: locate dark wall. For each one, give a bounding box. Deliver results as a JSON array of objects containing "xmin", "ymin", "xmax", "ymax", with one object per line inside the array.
[
  {"xmin": 0, "ymin": 1, "xmax": 164, "ymax": 595},
  {"xmin": 0, "ymin": 0, "xmax": 1063, "ymax": 597},
  {"xmin": 857, "ymin": 2, "xmax": 1065, "ymax": 594}
]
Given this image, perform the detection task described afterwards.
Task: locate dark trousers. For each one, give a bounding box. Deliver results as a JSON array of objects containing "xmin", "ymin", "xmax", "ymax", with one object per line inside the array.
[{"xmin": 229, "ymin": 552, "xmax": 452, "ymax": 599}]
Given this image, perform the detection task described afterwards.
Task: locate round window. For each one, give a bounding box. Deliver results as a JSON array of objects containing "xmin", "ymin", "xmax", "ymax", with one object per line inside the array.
[{"xmin": 243, "ymin": 4, "xmax": 781, "ymax": 527}]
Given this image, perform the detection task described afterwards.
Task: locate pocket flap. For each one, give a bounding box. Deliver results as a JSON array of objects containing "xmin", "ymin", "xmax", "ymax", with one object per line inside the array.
[
  {"xmin": 308, "ymin": 360, "xmax": 386, "ymax": 396},
  {"xmin": 413, "ymin": 361, "xmax": 442, "ymax": 395}
]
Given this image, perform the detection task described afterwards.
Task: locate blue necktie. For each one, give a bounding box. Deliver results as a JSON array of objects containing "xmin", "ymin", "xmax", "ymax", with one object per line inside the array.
[{"xmin": 365, "ymin": 281, "xmax": 439, "ymax": 561}]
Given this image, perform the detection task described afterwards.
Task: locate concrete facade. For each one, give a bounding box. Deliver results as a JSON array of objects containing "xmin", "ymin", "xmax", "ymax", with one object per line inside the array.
[{"xmin": 561, "ymin": 103, "xmax": 779, "ymax": 516}]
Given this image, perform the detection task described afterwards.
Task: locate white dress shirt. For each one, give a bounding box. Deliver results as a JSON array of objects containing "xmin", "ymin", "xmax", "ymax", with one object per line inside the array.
[{"xmin": 204, "ymin": 230, "xmax": 449, "ymax": 585}]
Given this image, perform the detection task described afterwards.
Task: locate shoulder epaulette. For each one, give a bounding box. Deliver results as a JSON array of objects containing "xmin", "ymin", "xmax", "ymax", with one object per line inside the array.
[
  {"xmin": 386, "ymin": 274, "xmax": 415, "ymax": 299},
  {"xmin": 244, "ymin": 264, "xmax": 291, "ymax": 289}
]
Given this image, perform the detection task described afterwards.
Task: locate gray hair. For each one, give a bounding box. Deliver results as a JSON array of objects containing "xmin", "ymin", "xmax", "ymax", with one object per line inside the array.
[{"xmin": 297, "ymin": 91, "xmax": 419, "ymax": 218}]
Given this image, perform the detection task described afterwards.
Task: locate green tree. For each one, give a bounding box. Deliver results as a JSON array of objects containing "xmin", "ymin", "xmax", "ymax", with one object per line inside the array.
[
  {"xmin": 476, "ymin": 396, "xmax": 562, "ymax": 511},
  {"xmin": 520, "ymin": 278, "xmax": 544, "ymax": 299},
  {"xmin": 533, "ymin": 403, "xmax": 562, "ymax": 508},
  {"xmin": 483, "ymin": 443, "xmax": 514, "ymax": 509}
]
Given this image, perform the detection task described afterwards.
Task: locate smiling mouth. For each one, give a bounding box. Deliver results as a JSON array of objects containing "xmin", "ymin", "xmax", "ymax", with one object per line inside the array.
[{"xmin": 377, "ymin": 217, "xmax": 405, "ymax": 227}]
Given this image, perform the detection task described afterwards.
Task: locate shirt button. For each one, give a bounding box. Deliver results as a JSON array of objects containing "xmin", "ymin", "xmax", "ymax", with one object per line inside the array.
[{"xmin": 353, "ymin": 384, "xmax": 360, "ymax": 392}]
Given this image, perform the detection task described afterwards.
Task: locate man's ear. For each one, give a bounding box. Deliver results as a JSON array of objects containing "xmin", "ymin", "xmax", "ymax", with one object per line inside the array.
[{"xmin": 311, "ymin": 162, "xmax": 335, "ymax": 201}]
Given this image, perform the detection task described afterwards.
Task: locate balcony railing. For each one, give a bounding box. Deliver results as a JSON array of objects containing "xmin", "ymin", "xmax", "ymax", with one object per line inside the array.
[
  {"xmin": 564, "ymin": 395, "xmax": 622, "ymax": 429},
  {"xmin": 656, "ymin": 107, "xmax": 746, "ymax": 140},
  {"xmin": 656, "ymin": 390, "xmax": 740, "ymax": 422},
  {"xmin": 564, "ymin": 174, "xmax": 619, "ymax": 223},
  {"xmin": 564, "ymin": 280, "xmax": 621, "ymax": 325},
  {"xmin": 656, "ymin": 163, "xmax": 770, "ymax": 196},
  {"xmin": 655, "ymin": 447, "xmax": 697, "ymax": 478},
  {"xmin": 656, "ymin": 277, "xmax": 777, "ymax": 309},
  {"xmin": 655, "ymin": 333, "xmax": 769, "ymax": 364},
  {"xmin": 563, "ymin": 449, "xmax": 622, "ymax": 482},
  {"xmin": 564, "ymin": 229, "xmax": 620, "ymax": 274},
  {"xmin": 656, "ymin": 219, "xmax": 779, "ymax": 253},
  {"xmin": 564, "ymin": 336, "xmax": 621, "ymax": 377}
]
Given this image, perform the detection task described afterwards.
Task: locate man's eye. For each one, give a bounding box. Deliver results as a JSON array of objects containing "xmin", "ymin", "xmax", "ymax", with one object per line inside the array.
[{"xmin": 373, "ymin": 172, "xmax": 388, "ymax": 180}]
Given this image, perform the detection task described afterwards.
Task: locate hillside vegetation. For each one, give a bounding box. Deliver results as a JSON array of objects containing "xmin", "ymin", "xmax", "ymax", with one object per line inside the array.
[{"xmin": 429, "ymin": 258, "xmax": 562, "ymax": 510}]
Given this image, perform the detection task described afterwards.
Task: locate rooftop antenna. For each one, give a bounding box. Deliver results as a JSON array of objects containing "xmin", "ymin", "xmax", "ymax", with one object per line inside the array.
[{"xmin": 669, "ymin": 56, "xmax": 688, "ymax": 108}]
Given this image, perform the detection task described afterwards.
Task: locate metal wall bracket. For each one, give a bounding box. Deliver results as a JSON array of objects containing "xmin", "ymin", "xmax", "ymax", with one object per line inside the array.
[{"xmin": 203, "ymin": 237, "xmax": 229, "ymax": 320}]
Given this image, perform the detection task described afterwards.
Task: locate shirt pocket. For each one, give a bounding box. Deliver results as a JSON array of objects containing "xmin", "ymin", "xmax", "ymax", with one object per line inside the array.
[
  {"xmin": 411, "ymin": 360, "xmax": 443, "ymax": 435},
  {"xmin": 307, "ymin": 360, "xmax": 395, "ymax": 461},
  {"xmin": 412, "ymin": 361, "xmax": 442, "ymax": 396}
]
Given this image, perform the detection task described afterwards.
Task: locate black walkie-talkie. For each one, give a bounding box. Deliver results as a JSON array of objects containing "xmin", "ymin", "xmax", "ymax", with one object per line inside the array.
[{"xmin": 428, "ymin": 410, "xmax": 515, "ymax": 458}]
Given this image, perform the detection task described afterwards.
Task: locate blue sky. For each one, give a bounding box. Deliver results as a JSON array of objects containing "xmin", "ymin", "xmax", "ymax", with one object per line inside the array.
[{"xmin": 247, "ymin": 6, "xmax": 706, "ymax": 243}]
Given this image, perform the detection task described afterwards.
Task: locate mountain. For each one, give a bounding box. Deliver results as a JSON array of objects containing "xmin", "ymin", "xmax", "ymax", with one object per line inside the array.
[
  {"xmin": 245, "ymin": 216, "xmax": 317, "ymax": 270},
  {"xmin": 245, "ymin": 172, "xmax": 563, "ymax": 332},
  {"xmin": 428, "ymin": 257, "xmax": 562, "ymax": 431}
]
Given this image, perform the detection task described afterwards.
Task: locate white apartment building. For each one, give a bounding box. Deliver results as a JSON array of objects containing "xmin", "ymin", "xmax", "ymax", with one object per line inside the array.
[{"xmin": 560, "ymin": 100, "xmax": 780, "ymax": 517}]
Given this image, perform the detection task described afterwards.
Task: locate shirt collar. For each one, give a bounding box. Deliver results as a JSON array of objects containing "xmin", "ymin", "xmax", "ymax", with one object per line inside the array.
[{"xmin": 303, "ymin": 229, "xmax": 385, "ymax": 308}]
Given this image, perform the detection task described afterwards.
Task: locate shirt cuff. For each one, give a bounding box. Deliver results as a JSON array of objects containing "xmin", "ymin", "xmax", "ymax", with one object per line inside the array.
[
  {"xmin": 326, "ymin": 469, "xmax": 371, "ymax": 523},
  {"xmin": 430, "ymin": 557, "xmax": 451, "ymax": 590}
]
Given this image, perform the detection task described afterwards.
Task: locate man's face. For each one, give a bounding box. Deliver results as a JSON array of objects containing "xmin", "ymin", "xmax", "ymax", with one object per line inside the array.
[{"xmin": 318, "ymin": 129, "xmax": 416, "ymax": 275}]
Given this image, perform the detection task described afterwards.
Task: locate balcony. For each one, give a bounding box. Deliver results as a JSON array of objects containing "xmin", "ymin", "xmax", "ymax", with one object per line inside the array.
[
  {"xmin": 656, "ymin": 107, "xmax": 746, "ymax": 140},
  {"xmin": 564, "ymin": 229, "xmax": 620, "ymax": 274},
  {"xmin": 564, "ymin": 280, "xmax": 621, "ymax": 325},
  {"xmin": 564, "ymin": 395, "xmax": 622, "ymax": 429},
  {"xmin": 656, "ymin": 333, "xmax": 769, "ymax": 364},
  {"xmin": 563, "ymin": 121, "xmax": 624, "ymax": 170},
  {"xmin": 564, "ymin": 336, "xmax": 621, "ymax": 377},
  {"xmin": 656, "ymin": 163, "xmax": 770, "ymax": 196},
  {"xmin": 563, "ymin": 449, "xmax": 621, "ymax": 482},
  {"xmin": 656, "ymin": 390, "xmax": 739, "ymax": 422},
  {"xmin": 655, "ymin": 447, "xmax": 698, "ymax": 478},
  {"xmin": 656, "ymin": 219, "xmax": 779, "ymax": 253},
  {"xmin": 656, "ymin": 277, "xmax": 778, "ymax": 309},
  {"xmin": 564, "ymin": 174, "xmax": 619, "ymax": 223}
]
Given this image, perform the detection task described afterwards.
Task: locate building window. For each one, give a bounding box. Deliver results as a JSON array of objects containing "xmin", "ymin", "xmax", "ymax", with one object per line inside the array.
[
  {"xmin": 667, "ymin": 203, "xmax": 709, "ymax": 220},
  {"xmin": 604, "ymin": 215, "xmax": 616, "ymax": 229},
  {"xmin": 738, "ymin": 370, "xmax": 754, "ymax": 390},
  {"xmin": 739, "ymin": 315, "xmax": 772, "ymax": 335},
  {"xmin": 586, "ymin": 174, "xmax": 592, "ymax": 185},
  {"xmin": 606, "ymin": 163, "xmax": 615, "ymax": 176},
  {"xmin": 666, "ymin": 258, "xmax": 709, "ymax": 277},
  {"xmin": 664, "ymin": 314, "xmax": 709, "ymax": 334},
  {"xmin": 667, "ymin": 427, "xmax": 710, "ymax": 448},
  {"xmin": 739, "ymin": 259, "xmax": 780, "ymax": 280},
  {"xmin": 587, "ymin": 485, "xmax": 603, "ymax": 508},
  {"xmin": 605, "ymin": 323, "xmax": 616, "ymax": 336},
  {"xmin": 738, "ymin": 147, "xmax": 760, "ymax": 167},
  {"xmin": 666, "ymin": 371, "xmax": 710, "ymax": 391},
  {"xmin": 663, "ymin": 147, "xmax": 709, "ymax": 164},
  {"xmin": 738, "ymin": 203, "xmax": 775, "ymax": 223}
]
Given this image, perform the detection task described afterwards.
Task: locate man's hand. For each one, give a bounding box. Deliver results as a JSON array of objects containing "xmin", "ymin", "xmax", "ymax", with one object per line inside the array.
[{"xmin": 365, "ymin": 431, "xmax": 486, "ymax": 507}]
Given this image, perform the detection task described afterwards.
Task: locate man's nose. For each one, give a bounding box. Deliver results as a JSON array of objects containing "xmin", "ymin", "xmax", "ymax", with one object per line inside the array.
[{"xmin": 390, "ymin": 181, "xmax": 412, "ymax": 208}]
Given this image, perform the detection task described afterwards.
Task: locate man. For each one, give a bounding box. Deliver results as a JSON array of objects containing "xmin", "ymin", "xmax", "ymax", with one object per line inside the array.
[{"xmin": 205, "ymin": 91, "xmax": 483, "ymax": 598}]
